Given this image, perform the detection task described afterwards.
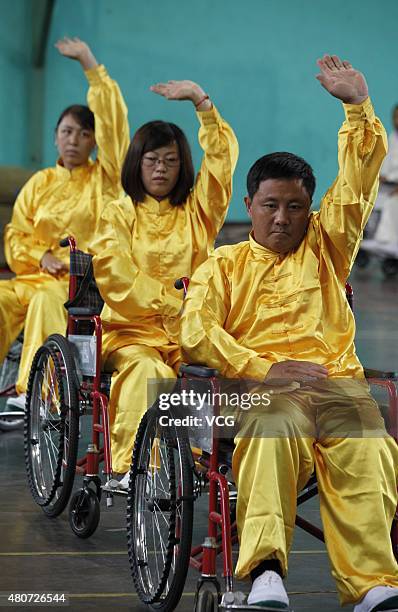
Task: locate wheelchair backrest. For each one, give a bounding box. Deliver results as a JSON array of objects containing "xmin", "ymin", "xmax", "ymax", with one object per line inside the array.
[{"xmin": 64, "ymin": 250, "xmax": 104, "ymax": 315}]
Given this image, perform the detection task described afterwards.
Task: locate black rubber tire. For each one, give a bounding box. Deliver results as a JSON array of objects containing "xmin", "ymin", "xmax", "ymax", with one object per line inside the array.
[
  {"xmin": 356, "ymin": 249, "xmax": 370, "ymax": 268},
  {"xmin": 24, "ymin": 334, "xmax": 80, "ymax": 518},
  {"xmin": 381, "ymin": 257, "xmax": 398, "ymax": 278},
  {"xmin": 0, "ymin": 414, "xmax": 24, "ymax": 431},
  {"xmin": 195, "ymin": 590, "xmax": 216, "ymax": 612},
  {"xmin": 127, "ymin": 406, "xmax": 194, "ymax": 611},
  {"xmin": 69, "ymin": 488, "xmax": 100, "ymax": 538}
]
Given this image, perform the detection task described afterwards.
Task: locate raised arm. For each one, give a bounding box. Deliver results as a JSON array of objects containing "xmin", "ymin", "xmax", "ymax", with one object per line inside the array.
[
  {"xmin": 55, "ymin": 37, "xmax": 129, "ymax": 185},
  {"xmin": 90, "ymin": 200, "xmax": 181, "ymax": 320},
  {"xmin": 180, "ymin": 254, "xmax": 272, "ymax": 381},
  {"xmin": 151, "ymin": 80, "xmax": 239, "ymax": 239},
  {"xmin": 314, "ymin": 55, "xmax": 388, "ymax": 280}
]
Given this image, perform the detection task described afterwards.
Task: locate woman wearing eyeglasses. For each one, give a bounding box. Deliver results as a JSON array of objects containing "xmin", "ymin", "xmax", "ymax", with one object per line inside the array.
[{"xmin": 91, "ymin": 80, "xmax": 238, "ymax": 487}]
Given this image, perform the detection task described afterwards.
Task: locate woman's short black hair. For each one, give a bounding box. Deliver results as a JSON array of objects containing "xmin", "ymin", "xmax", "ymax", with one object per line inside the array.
[
  {"xmin": 56, "ymin": 105, "xmax": 95, "ymax": 132},
  {"xmin": 247, "ymin": 152, "xmax": 316, "ymax": 200},
  {"xmin": 121, "ymin": 120, "xmax": 194, "ymax": 205}
]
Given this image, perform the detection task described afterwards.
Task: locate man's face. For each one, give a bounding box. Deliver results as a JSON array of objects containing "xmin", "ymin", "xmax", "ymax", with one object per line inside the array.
[
  {"xmin": 55, "ymin": 114, "xmax": 96, "ymax": 170},
  {"xmin": 245, "ymin": 178, "xmax": 312, "ymax": 253}
]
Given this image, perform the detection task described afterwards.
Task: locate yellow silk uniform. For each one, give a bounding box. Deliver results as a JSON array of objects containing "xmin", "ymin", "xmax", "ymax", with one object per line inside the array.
[
  {"xmin": 0, "ymin": 65, "xmax": 129, "ymax": 393},
  {"xmin": 181, "ymin": 99, "xmax": 398, "ymax": 605},
  {"xmin": 91, "ymin": 105, "xmax": 238, "ymax": 473}
]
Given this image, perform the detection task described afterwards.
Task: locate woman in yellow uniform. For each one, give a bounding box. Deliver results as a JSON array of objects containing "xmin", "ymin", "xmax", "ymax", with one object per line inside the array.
[
  {"xmin": 91, "ymin": 79, "xmax": 238, "ymax": 486},
  {"xmin": 1, "ymin": 37, "xmax": 129, "ymax": 411}
]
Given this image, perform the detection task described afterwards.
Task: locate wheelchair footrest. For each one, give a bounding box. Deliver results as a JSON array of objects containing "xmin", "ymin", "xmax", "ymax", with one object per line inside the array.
[
  {"xmin": 220, "ymin": 605, "xmax": 294, "ymax": 611},
  {"xmin": 219, "ymin": 592, "xmax": 294, "ymax": 611},
  {"xmin": 101, "ymin": 481, "xmax": 128, "ymax": 496}
]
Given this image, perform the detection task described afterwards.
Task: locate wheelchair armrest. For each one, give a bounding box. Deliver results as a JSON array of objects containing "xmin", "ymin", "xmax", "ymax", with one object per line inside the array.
[
  {"xmin": 68, "ymin": 307, "xmax": 102, "ymax": 316},
  {"xmin": 179, "ymin": 364, "xmax": 219, "ymax": 378},
  {"xmin": 364, "ymin": 368, "xmax": 398, "ymax": 380}
]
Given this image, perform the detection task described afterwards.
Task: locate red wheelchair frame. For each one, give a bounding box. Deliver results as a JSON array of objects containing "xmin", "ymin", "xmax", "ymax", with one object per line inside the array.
[
  {"xmin": 23, "ymin": 238, "xmax": 398, "ymax": 610},
  {"xmin": 125, "ymin": 276, "xmax": 398, "ymax": 611},
  {"xmin": 24, "ymin": 236, "xmax": 124, "ymax": 537}
]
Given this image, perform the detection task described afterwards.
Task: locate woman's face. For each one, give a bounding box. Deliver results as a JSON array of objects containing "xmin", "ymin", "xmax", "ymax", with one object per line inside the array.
[
  {"xmin": 140, "ymin": 142, "xmax": 180, "ymax": 200},
  {"xmin": 56, "ymin": 113, "xmax": 96, "ymax": 170}
]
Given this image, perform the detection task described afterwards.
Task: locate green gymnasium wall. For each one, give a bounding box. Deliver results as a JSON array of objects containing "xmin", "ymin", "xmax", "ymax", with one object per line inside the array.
[{"xmin": 2, "ymin": 0, "xmax": 398, "ymax": 220}]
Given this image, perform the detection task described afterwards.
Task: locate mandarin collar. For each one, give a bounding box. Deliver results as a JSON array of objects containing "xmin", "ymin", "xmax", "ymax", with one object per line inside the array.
[
  {"xmin": 55, "ymin": 158, "xmax": 94, "ymax": 179},
  {"xmin": 248, "ymin": 231, "xmax": 287, "ymax": 260},
  {"xmin": 140, "ymin": 194, "xmax": 174, "ymax": 214},
  {"xmin": 248, "ymin": 231, "xmax": 306, "ymax": 262}
]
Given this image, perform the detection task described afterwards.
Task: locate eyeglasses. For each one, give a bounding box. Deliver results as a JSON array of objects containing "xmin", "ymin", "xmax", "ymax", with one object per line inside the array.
[{"xmin": 141, "ymin": 154, "xmax": 181, "ymax": 168}]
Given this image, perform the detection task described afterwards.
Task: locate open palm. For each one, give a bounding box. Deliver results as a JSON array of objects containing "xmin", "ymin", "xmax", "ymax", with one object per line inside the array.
[
  {"xmin": 316, "ymin": 55, "xmax": 368, "ymax": 104},
  {"xmin": 55, "ymin": 37, "xmax": 89, "ymax": 61},
  {"xmin": 150, "ymin": 80, "xmax": 203, "ymax": 103}
]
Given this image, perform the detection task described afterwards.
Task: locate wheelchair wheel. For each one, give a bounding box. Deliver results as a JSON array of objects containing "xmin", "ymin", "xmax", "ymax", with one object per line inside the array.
[
  {"xmin": 195, "ymin": 590, "xmax": 216, "ymax": 612},
  {"xmin": 24, "ymin": 334, "xmax": 79, "ymax": 518},
  {"xmin": 127, "ymin": 406, "xmax": 194, "ymax": 611},
  {"xmin": 0, "ymin": 413, "xmax": 24, "ymax": 432},
  {"xmin": 69, "ymin": 487, "xmax": 100, "ymax": 538},
  {"xmin": 381, "ymin": 257, "xmax": 398, "ymax": 278}
]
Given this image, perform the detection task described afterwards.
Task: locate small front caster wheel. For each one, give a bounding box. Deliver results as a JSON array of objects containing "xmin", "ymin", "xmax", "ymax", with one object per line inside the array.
[
  {"xmin": 195, "ymin": 589, "xmax": 216, "ymax": 612},
  {"xmin": 69, "ymin": 488, "xmax": 100, "ymax": 538}
]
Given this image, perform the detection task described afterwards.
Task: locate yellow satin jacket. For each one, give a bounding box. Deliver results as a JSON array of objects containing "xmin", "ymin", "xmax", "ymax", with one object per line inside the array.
[
  {"xmin": 4, "ymin": 65, "xmax": 129, "ymax": 275},
  {"xmin": 91, "ymin": 105, "xmax": 239, "ymax": 353},
  {"xmin": 180, "ymin": 98, "xmax": 387, "ymax": 380}
]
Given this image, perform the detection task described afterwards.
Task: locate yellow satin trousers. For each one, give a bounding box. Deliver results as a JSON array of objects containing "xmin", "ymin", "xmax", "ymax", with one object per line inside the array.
[
  {"xmin": 103, "ymin": 342, "xmax": 180, "ymax": 474},
  {"xmin": 232, "ymin": 383, "xmax": 398, "ymax": 605},
  {"xmin": 0, "ymin": 274, "xmax": 68, "ymax": 393}
]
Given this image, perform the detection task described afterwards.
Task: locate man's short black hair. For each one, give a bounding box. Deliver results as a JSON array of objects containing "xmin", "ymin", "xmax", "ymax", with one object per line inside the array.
[{"xmin": 246, "ymin": 152, "xmax": 316, "ymax": 200}]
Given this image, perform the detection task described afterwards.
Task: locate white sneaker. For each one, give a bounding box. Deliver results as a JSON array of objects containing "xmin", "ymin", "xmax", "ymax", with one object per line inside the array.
[
  {"xmin": 247, "ymin": 570, "xmax": 289, "ymax": 608},
  {"xmin": 354, "ymin": 586, "xmax": 398, "ymax": 612},
  {"xmin": 103, "ymin": 472, "xmax": 130, "ymax": 492},
  {"xmin": 5, "ymin": 393, "xmax": 26, "ymax": 412},
  {"xmin": 117, "ymin": 472, "xmax": 130, "ymax": 490}
]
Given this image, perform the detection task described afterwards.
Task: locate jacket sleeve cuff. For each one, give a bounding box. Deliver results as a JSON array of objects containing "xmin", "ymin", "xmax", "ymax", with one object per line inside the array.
[
  {"xmin": 343, "ymin": 97, "xmax": 375, "ymax": 125},
  {"xmin": 85, "ymin": 64, "xmax": 108, "ymax": 85},
  {"xmin": 30, "ymin": 245, "xmax": 49, "ymax": 266},
  {"xmin": 196, "ymin": 104, "xmax": 221, "ymax": 126},
  {"xmin": 241, "ymin": 356, "xmax": 272, "ymax": 381}
]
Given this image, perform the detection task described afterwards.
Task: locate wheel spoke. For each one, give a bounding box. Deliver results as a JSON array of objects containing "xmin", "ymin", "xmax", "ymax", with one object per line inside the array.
[{"xmin": 25, "ymin": 339, "xmax": 79, "ymax": 517}]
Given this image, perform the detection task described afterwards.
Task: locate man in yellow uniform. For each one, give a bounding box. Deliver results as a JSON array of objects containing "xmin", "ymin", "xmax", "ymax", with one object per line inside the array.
[
  {"xmin": 1, "ymin": 37, "xmax": 129, "ymax": 412},
  {"xmin": 181, "ymin": 55, "xmax": 398, "ymax": 611}
]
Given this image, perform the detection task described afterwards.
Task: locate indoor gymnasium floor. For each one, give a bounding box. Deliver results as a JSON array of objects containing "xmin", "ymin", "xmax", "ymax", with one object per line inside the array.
[{"xmin": 0, "ymin": 260, "xmax": 397, "ymax": 612}]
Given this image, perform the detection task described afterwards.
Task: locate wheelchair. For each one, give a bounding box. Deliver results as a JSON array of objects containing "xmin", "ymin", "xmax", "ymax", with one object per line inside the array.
[
  {"xmin": 23, "ymin": 239, "xmax": 398, "ymax": 610},
  {"xmin": 24, "ymin": 236, "xmax": 119, "ymax": 536},
  {"xmin": 125, "ymin": 280, "xmax": 398, "ymax": 612}
]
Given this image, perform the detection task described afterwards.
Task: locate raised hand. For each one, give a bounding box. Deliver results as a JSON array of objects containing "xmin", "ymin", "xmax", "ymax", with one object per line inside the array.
[
  {"xmin": 316, "ymin": 55, "xmax": 368, "ymax": 105},
  {"xmin": 55, "ymin": 37, "xmax": 98, "ymax": 71},
  {"xmin": 150, "ymin": 80, "xmax": 212, "ymax": 110}
]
